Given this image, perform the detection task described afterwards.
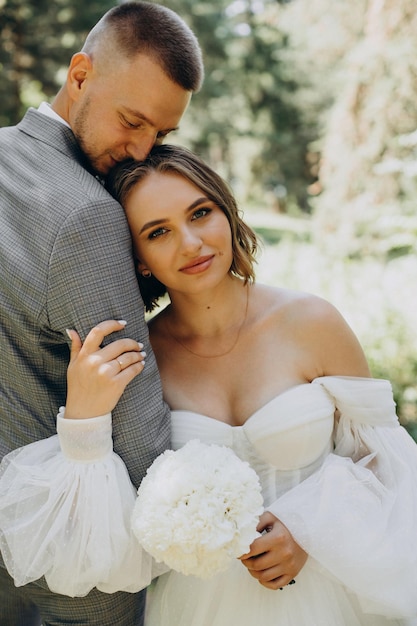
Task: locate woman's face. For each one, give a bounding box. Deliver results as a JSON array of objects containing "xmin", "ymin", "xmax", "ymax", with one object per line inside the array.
[{"xmin": 124, "ymin": 170, "xmax": 233, "ymax": 296}]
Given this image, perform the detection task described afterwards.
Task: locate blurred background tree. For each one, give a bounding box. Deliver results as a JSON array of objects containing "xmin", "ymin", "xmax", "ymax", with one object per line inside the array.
[
  {"xmin": 0, "ymin": 0, "xmax": 115, "ymax": 126},
  {"xmin": 158, "ymin": 0, "xmax": 316, "ymax": 212},
  {"xmin": 288, "ymin": 0, "xmax": 417, "ymax": 259},
  {"xmin": 1, "ymin": 0, "xmax": 417, "ymax": 435}
]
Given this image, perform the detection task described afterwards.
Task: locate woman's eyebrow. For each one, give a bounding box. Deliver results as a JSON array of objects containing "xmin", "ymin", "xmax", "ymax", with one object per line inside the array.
[{"xmin": 139, "ymin": 197, "xmax": 210, "ymax": 234}]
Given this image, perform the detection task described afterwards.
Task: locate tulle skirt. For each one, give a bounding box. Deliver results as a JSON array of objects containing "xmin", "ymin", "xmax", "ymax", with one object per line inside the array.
[{"xmin": 146, "ymin": 557, "xmax": 406, "ymax": 626}]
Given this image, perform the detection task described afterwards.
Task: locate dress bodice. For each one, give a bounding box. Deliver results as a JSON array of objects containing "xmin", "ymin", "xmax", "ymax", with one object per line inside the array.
[
  {"xmin": 172, "ymin": 382, "xmax": 335, "ymax": 467},
  {"xmin": 172, "ymin": 382, "xmax": 336, "ymax": 504}
]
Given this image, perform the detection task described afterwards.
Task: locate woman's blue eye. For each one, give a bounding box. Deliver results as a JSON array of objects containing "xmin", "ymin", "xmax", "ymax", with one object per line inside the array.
[
  {"xmin": 148, "ymin": 227, "xmax": 167, "ymax": 239},
  {"xmin": 192, "ymin": 207, "xmax": 211, "ymax": 220}
]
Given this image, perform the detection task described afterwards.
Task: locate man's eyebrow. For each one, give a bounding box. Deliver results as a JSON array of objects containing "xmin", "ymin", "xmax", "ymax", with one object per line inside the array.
[{"xmin": 122, "ymin": 107, "xmax": 179, "ymax": 133}]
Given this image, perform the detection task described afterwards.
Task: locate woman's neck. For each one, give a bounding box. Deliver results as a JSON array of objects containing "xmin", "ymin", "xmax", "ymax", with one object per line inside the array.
[{"xmin": 163, "ymin": 277, "xmax": 250, "ymax": 358}]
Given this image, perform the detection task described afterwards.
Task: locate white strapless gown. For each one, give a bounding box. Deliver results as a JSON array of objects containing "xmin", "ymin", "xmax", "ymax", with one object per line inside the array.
[
  {"xmin": 1, "ymin": 377, "xmax": 417, "ymax": 625},
  {"xmin": 146, "ymin": 377, "xmax": 417, "ymax": 625}
]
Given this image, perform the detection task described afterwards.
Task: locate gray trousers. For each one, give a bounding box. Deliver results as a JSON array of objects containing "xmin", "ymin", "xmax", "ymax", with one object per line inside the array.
[{"xmin": 0, "ymin": 566, "xmax": 145, "ymax": 626}]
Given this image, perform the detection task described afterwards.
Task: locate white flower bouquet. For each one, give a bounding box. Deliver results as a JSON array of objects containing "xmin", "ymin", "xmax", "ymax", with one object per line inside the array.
[{"xmin": 131, "ymin": 439, "xmax": 264, "ymax": 579}]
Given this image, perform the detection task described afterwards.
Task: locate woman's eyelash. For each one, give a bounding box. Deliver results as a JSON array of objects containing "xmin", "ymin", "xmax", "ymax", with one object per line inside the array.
[
  {"xmin": 148, "ymin": 227, "xmax": 167, "ymax": 239},
  {"xmin": 192, "ymin": 207, "xmax": 211, "ymax": 219},
  {"xmin": 146, "ymin": 207, "xmax": 213, "ymax": 239}
]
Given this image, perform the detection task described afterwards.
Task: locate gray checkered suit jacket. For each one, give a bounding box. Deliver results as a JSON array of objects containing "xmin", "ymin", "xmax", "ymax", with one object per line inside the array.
[{"xmin": 0, "ymin": 108, "xmax": 170, "ymax": 486}]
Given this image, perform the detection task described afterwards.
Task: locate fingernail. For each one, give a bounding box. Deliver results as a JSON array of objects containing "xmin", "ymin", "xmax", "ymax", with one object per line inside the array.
[
  {"xmin": 140, "ymin": 351, "xmax": 147, "ymax": 358},
  {"xmin": 118, "ymin": 320, "xmax": 127, "ymax": 326},
  {"xmin": 65, "ymin": 329, "xmax": 72, "ymax": 339},
  {"xmin": 138, "ymin": 342, "xmax": 144, "ymax": 350}
]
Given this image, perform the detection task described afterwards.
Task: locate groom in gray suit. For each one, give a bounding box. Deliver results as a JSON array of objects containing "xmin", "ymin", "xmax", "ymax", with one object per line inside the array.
[{"xmin": 0, "ymin": 3, "xmax": 203, "ymax": 625}]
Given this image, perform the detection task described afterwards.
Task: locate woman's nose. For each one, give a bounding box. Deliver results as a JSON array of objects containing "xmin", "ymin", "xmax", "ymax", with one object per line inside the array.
[{"xmin": 180, "ymin": 227, "xmax": 203, "ymax": 254}]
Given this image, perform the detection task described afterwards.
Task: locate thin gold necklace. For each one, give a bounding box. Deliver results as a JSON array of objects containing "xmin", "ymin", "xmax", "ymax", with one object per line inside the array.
[{"xmin": 167, "ymin": 285, "xmax": 249, "ymax": 358}]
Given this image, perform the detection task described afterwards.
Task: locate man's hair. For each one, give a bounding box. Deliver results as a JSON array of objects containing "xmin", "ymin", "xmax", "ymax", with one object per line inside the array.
[
  {"xmin": 82, "ymin": 1, "xmax": 204, "ymax": 92},
  {"xmin": 107, "ymin": 145, "xmax": 259, "ymax": 312}
]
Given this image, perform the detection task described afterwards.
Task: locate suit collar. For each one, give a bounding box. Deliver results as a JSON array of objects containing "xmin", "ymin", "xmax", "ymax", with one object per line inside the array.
[{"xmin": 17, "ymin": 108, "xmax": 95, "ymax": 176}]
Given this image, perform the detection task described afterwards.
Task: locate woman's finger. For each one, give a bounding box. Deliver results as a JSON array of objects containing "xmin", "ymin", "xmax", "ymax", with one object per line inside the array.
[
  {"xmin": 113, "ymin": 359, "xmax": 146, "ymax": 387},
  {"xmin": 99, "ymin": 337, "xmax": 144, "ymax": 364},
  {"xmin": 80, "ymin": 320, "xmax": 129, "ymax": 354},
  {"xmin": 113, "ymin": 350, "xmax": 146, "ymax": 373},
  {"xmin": 66, "ymin": 329, "xmax": 83, "ymax": 362},
  {"xmin": 67, "ymin": 320, "xmax": 144, "ymax": 366}
]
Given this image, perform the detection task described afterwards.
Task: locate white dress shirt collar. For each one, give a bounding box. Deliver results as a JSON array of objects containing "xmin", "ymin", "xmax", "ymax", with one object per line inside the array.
[{"xmin": 38, "ymin": 102, "xmax": 71, "ymax": 129}]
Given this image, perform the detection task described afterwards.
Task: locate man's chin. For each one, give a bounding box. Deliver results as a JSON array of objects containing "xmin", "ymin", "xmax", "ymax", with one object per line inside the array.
[
  {"xmin": 94, "ymin": 156, "xmax": 129, "ymax": 177},
  {"xmin": 92, "ymin": 163, "xmax": 111, "ymax": 178},
  {"xmin": 86, "ymin": 153, "xmax": 115, "ymax": 177},
  {"xmin": 102, "ymin": 156, "xmax": 122, "ymax": 175}
]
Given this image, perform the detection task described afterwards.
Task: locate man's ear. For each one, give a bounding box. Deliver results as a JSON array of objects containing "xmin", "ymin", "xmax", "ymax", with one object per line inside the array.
[{"xmin": 67, "ymin": 52, "xmax": 93, "ymax": 98}]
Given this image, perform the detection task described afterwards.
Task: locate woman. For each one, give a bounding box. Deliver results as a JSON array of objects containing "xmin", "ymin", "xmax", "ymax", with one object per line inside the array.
[{"xmin": 1, "ymin": 145, "xmax": 417, "ymax": 625}]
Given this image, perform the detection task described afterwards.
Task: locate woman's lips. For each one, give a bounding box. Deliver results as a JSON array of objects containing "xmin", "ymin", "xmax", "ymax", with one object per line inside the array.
[{"xmin": 179, "ymin": 255, "xmax": 214, "ymax": 275}]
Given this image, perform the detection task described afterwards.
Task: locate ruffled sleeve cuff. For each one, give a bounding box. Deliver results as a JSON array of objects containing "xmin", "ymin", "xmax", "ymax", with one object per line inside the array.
[
  {"xmin": 56, "ymin": 407, "xmax": 113, "ymax": 461},
  {"xmin": 0, "ymin": 410, "xmax": 161, "ymax": 597},
  {"xmin": 268, "ymin": 377, "xmax": 417, "ymax": 619}
]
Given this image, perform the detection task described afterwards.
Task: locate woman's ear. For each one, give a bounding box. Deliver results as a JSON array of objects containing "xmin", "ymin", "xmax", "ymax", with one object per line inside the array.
[{"xmin": 136, "ymin": 259, "xmax": 151, "ymax": 278}]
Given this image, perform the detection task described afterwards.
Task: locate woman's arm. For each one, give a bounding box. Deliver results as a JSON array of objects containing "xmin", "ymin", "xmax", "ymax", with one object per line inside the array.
[{"xmin": 0, "ymin": 321, "xmax": 154, "ymax": 597}]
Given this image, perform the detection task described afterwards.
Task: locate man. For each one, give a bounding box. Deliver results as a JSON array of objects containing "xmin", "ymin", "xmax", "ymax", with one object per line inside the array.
[{"xmin": 0, "ymin": 2, "xmax": 203, "ymax": 624}]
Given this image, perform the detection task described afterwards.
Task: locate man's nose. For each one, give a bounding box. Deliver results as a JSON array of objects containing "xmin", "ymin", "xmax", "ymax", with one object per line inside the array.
[{"xmin": 126, "ymin": 133, "xmax": 157, "ymax": 161}]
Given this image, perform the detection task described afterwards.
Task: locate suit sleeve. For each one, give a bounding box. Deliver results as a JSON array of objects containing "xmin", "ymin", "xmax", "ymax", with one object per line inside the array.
[{"xmin": 46, "ymin": 192, "xmax": 170, "ymax": 488}]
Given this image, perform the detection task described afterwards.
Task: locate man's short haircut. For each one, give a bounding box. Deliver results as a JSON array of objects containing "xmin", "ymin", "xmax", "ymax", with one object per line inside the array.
[{"xmin": 83, "ymin": 1, "xmax": 204, "ymax": 92}]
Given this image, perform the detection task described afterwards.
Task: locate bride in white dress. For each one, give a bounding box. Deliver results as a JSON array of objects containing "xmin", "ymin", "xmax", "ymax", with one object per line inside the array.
[{"xmin": 1, "ymin": 145, "xmax": 417, "ymax": 625}]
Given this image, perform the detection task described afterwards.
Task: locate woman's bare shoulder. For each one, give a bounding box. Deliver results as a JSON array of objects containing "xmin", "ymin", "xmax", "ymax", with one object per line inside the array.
[
  {"xmin": 253, "ymin": 283, "xmax": 335, "ymax": 321},
  {"xmin": 253, "ymin": 283, "xmax": 370, "ymax": 377}
]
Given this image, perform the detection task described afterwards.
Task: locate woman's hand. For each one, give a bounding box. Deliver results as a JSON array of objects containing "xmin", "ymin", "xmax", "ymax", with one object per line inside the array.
[
  {"xmin": 65, "ymin": 320, "xmax": 146, "ymax": 419},
  {"xmin": 239, "ymin": 511, "xmax": 307, "ymax": 590}
]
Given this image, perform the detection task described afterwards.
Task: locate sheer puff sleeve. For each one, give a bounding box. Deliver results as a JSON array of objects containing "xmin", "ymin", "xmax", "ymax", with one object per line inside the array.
[
  {"xmin": 0, "ymin": 409, "xmax": 162, "ymax": 597},
  {"xmin": 268, "ymin": 376, "xmax": 417, "ymax": 620}
]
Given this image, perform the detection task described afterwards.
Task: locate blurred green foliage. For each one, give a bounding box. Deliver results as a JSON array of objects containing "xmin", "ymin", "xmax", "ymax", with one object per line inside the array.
[
  {"xmin": 0, "ymin": 0, "xmax": 115, "ymax": 125},
  {"xmin": 0, "ymin": 0, "xmax": 318, "ymax": 209},
  {"xmin": 1, "ymin": 0, "xmax": 417, "ymax": 436}
]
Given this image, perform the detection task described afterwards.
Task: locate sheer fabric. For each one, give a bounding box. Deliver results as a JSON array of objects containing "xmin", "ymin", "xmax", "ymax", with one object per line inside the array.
[
  {"xmin": 0, "ymin": 378, "xmax": 416, "ymax": 624},
  {"xmin": 0, "ymin": 411, "xmax": 161, "ymax": 597}
]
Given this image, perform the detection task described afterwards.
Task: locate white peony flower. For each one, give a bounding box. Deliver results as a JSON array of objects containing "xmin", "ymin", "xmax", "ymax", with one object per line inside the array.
[{"xmin": 131, "ymin": 439, "xmax": 264, "ymax": 579}]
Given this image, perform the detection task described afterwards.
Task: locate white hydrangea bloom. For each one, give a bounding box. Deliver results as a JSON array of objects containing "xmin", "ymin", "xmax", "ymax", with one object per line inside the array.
[{"xmin": 132, "ymin": 439, "xmax": 264, "ymax": 579}]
